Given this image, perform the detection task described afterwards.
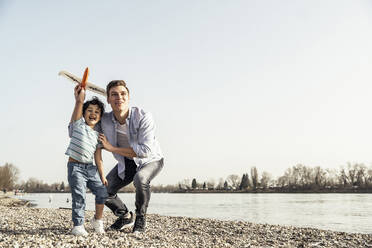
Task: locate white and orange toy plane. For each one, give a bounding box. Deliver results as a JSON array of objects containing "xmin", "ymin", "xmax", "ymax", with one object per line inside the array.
[{"xmin": 58, "ymin": 68, "xmax": 106, "ymax": 96}]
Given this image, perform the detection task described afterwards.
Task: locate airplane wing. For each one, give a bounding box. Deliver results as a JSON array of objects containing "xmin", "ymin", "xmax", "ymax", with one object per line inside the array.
[{"xmin": 58, "ymin": 70, "xmax": 106, "ymax": 96}]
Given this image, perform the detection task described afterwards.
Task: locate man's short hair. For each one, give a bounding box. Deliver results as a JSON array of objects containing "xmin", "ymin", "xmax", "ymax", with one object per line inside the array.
[
  {"xmin": 106, "ymin": 80, "xmax": 130, "ymax": 98},
  {"xmin": 83, "ymin": 96, "xmax": 105, "ymax": 116}
]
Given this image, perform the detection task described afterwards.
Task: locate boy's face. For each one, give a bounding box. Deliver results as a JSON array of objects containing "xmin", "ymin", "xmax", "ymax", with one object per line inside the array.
[
  {"xmin": 107, "ymin": 85, "xmax": 130, "ymax": 112},
  {"xmin": 84, "ymin": 104, "xmax": 102, "ymax": 128}
]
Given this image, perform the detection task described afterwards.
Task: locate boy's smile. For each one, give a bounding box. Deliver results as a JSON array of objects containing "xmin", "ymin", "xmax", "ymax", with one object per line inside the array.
[{"xmin": 84, "ymin": 104, "xmax": 102, "ymax": 128}]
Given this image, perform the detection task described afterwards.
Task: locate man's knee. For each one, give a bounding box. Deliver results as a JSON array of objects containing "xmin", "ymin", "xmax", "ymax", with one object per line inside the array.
[
  {"xmin": 133, "ymin": 173, "xmax": 148, "ymax": 189},
  {"xmin": 105, "ymin": 195, "xmax": 117, "ymax": 211},
  {"xmin": 105, "ymin": 194, "xmax": 126, "ymax": 216},
  {"xmin": 106, "ymin": 183, "xmax": 117, "ymax": 196}
]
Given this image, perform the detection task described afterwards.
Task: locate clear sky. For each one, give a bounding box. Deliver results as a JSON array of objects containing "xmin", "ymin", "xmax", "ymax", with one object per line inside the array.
[{"xmin": 1, "ymin": 1, "xmax": 372, "ymax": 185}]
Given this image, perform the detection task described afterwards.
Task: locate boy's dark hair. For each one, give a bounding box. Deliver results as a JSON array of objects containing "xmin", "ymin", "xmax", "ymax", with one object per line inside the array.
[
  {"xmin": 83, "ymin": 97, "xmax": 105, "ymax": 116},
  {"xmin": 106, "ymin": 80, "xmax": 130, "ymax": 97}
]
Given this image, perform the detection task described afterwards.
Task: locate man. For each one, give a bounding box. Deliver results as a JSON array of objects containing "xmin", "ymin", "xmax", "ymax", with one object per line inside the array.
[{"xmin": 98, "ymin": 80, "xmax": 164, "ymax": 233}]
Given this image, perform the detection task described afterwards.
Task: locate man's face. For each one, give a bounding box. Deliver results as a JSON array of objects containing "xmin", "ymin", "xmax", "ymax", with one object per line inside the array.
[
  {"xmin": 107, "ymin": 85, "xmax": 130, "ymax": 112},
  {"xmin": 83, "ymin": 104, "xmax": 101, "ymax": 128}
]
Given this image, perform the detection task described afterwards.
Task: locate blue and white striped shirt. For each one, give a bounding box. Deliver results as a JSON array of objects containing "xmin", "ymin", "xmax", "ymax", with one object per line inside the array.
[{"xmin": 65, "ymin": 118, "xmax": 99, "ymax": 164}]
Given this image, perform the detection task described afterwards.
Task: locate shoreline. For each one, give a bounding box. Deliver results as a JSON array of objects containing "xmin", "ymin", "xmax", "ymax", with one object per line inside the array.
[
  {"xmin": 0, "ymin": 196, "xmax": 371, "ymax": 247},
  {"xmin": 15, "ymin": 190, "xmax": 372, "ymax": 194}
]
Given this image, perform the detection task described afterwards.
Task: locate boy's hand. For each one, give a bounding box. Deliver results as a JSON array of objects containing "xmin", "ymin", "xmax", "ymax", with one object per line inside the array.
[
  {"xmin": 74, "ymin": 85, "xmax": 86, "ymax": 103},
  {"xmin": 101, "ymin": 176, "xmax": 108, "ymax": 186}
]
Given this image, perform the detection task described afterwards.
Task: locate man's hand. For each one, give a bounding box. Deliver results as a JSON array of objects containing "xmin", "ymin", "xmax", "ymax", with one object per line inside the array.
[
  {"xmin": 99, "ymin": 133, "xmax": 137, "ymax": 158},
  {"xmin": 74, "ymin": 85, "xmax": 85, "ymax": 103},
  {"xmin": 99, "ymin": 134, "xmax": 114, "ymax": 152}
]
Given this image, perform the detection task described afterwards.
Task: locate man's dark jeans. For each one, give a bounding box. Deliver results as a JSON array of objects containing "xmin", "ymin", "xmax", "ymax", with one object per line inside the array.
[{"xmin": 105, "ymin": 157, "xmax": 164, "ymax": 217}]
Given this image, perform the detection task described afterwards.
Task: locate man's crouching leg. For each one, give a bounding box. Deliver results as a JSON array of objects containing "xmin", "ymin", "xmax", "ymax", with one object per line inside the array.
[
  {"xmin": 105, "ymin": 194, "xmax": 134, "ymax": 230},
  {"xmin": 133, "ymin": 159, "xmax": 164, "ymax": 233}
]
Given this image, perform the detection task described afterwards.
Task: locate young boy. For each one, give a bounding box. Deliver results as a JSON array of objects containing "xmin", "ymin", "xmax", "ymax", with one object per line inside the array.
[{"xmin": 65, "ymin": 85, "xmax": 108, "ymax": 236}]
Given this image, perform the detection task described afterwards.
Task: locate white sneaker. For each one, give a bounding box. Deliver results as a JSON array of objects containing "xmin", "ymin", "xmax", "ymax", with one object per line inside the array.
[
  {"xmin": 91, "ymin": 217, "xmax": 105, "ymax": 234},
  {"xmin": 71, "ymin": 225, "xmax": 88, "ymax": 236}
]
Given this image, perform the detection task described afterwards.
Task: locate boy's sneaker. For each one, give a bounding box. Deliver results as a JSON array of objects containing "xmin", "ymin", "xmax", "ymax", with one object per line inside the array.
[
  {"xmin": 90, "ymin": 217, "xmax": 105, "ymax": 234},
  {"xmin": 110, "ymin": 211, "xmax": 134, "ymax": 230},
  {"xmin": 71, "ymin": 225, "xmax": 88, "ymax": 236},
  {"xmin": 132, "ymin": 215, "xmax": 146, "ymax": 233}
]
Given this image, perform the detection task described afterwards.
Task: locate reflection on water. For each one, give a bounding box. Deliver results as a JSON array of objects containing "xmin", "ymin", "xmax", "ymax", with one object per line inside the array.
[{"xmin": 15, "ymin": 193, "xmax": 372, "ymax": 234}]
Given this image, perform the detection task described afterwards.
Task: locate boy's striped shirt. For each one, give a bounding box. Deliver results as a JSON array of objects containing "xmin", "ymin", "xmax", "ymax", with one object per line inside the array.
[{"xmin": 65, "ymin": 118, "xmax": 99, "ymax": 164}]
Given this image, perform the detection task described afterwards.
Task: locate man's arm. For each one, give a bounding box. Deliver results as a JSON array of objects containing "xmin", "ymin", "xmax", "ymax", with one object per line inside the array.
[
  {"xmin": 70, "ymin": 85, "xmax": 85, "ymax": 123},
  {"xmin": 98, "ymin": 134, "xmax": 137, "ymax": 158},
  {"xmin": 98, "ymin": 112, "xmax": 157, "ymax": 159},
  {"xmin": 94, "ymin": 148, "xmax": 108, "ymax": 186}
]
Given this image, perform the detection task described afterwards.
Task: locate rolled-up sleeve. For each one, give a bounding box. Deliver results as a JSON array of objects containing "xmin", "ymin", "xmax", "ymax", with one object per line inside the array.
[
  {"xmin": 67, "ymin": 118, "xmax": 84, "ymax": 138},
  {"xmin": 68, "ymin": 123, "xmax": 73, "ymax": 138},
  {"xmin": 131, "ymin": 113, "xmax": 156, "ymax": 158}
]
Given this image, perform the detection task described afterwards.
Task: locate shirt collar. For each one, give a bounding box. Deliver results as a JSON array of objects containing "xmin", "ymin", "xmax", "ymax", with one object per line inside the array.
[{"xmin": 110, "ymin": 107, "xmax": 131, "ymax": 124}]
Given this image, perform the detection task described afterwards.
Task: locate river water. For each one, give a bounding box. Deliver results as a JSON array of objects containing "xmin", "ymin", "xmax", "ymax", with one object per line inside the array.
[{"xmin": 15, "ymin": 193, "xmax": 372, "ymax": 234}]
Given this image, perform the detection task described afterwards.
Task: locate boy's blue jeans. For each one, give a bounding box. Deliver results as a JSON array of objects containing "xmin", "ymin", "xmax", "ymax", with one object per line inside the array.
[{"xmin": 67, "ymin": 162, "xmax": 108, "ymax": 226}]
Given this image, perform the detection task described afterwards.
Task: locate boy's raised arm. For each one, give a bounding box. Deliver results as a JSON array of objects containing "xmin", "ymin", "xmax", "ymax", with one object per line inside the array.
[{"xmin": 70, "ymin": 85, "xmax": 86, "ymax": 123}]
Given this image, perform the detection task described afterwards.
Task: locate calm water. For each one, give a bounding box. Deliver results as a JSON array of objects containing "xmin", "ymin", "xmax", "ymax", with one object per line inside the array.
[{"xmin": 15, "ymin": 193, "xmax": 372, "ymax": 234}]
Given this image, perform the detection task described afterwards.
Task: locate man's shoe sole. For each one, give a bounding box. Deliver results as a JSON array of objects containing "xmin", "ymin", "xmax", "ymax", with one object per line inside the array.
[
  {"xmin": 110, "ymin": 221, "xmax": 134, "ymax": 230},
  {"xmin": 133, "ymin": 229, "xmax": 145, "ymax": 234}
]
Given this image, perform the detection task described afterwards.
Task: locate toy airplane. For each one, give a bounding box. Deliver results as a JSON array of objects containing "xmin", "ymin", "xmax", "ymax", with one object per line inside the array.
[{"xmin": 58, "ymin": 69, "xmax": 106, "ymax": 96}]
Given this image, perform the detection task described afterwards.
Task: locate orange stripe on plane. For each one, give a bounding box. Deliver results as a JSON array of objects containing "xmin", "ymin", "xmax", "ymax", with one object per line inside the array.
[{"xmin": 81, "ymin": 67, "xmax": 89, "ymax": 89}]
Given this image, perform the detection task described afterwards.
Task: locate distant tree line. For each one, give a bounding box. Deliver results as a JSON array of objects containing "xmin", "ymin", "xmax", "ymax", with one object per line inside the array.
[
  {"xmin": 1, "ymin": 162, "xmax": 372, "ymax": 193},
  {"xmin": 176, "ymin": 163, "xmax": 372, "ymax": 193},
  {"xmin": 0, "ymin": 162, "xmax": 68, "ymax": 193},
  {"xmin": 19, "ymin": 178, "xmax": 68, "ymax": 193}
]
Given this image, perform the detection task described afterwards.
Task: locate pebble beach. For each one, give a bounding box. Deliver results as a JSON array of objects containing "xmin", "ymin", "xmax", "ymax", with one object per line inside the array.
[{"xmin": 0, "ymin": 195, "xmax": 371, "ymax": 248}]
